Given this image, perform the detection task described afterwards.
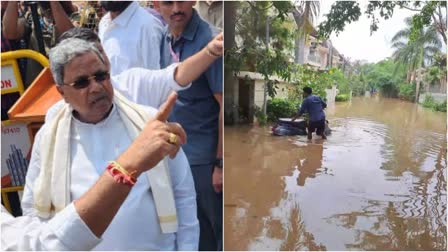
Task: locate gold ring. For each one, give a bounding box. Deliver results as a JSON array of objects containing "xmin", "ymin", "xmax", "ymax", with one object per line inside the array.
[{"xmin": 168, "ymin": 133, "xmax": 178, "ymax": 145}]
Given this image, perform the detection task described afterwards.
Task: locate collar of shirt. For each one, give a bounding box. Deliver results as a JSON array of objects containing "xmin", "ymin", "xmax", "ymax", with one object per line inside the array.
[
  {"xmin": 104, "ymin": 1, "xmax": 139, "ymax": 28},
  {"xmin": 72, "ymin": 103, "xmax": 117, "ymax": 127},
  {"xmin": 305, "ymin": 95, "xmax": 316, "ymax": 102}
]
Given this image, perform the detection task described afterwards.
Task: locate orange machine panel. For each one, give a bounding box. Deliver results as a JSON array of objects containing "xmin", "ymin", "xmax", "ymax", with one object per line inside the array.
[{"xmin": 8, "ymin": 68, "xmax": 62, "ymax": 123}]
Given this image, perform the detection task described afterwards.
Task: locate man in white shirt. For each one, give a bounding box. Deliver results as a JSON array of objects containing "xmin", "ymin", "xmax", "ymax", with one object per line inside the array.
[
  {"xmin": 20, "ymin": 38, "xmax": 203, "ymax": 250},
  {"xmin": 2, "ymin": 94, "xmax": 184, "ymax": 250},
  {"xmin": 98, "ymin": 1, "xmax": 163, "ymax": 75}
]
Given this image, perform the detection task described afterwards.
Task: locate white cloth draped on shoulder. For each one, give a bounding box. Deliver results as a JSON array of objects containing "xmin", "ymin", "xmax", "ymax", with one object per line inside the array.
[{"xmin": 33, "ymin": 89, "xmax": 178, "ymax": 233}]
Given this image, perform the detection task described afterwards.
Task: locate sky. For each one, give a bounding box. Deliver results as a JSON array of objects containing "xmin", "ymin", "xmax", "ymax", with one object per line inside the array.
[{"xmin": 317, "ymin": 1, "xmax": 416, "ymax": 63}]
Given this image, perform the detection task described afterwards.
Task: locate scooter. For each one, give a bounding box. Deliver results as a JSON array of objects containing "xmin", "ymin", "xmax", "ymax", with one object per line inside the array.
[
  {"xmin": 271, "ymin": 118, "xmax": 332, "ymax": 136},
  {"xmin": 271, "ymin": 118, "xmax": 307, "ymax": 136}
]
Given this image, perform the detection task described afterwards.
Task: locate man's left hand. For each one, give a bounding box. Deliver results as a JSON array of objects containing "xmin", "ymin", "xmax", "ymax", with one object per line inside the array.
[
  {"xmin": 207, "ymin": 32, "xmax": 223, "ymax": 57},
  {"xmin": 212, "ymin": 166, "xmax": 223, "ymax": 193}
]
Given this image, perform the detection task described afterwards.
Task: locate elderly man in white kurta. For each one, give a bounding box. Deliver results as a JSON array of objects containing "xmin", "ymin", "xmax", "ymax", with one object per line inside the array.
[{"xmin": 21, "ymin": 38, "xmax": 198, "ymax": 250}]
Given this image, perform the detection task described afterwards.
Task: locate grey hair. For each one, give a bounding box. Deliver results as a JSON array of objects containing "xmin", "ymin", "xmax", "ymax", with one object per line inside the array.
[{"xmin": 49, "ymin": 38, "xmax": 105, "ymax": 86}]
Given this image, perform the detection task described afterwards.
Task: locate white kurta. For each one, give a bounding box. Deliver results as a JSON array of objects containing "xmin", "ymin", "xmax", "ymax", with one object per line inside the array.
[
  {"xmin": 21, "ymin": 105, "xmax": 199, "ymax": 250},
  {"xmin": 1, "ymin": 204, "xmax": 100, "ymax": 250},
  {"xmin": 98, "ymin": 1, "xmax": 163, "ymax": 75},
  {"xmin": 19, "ymin": 65, "xmax": 199, "ymax": 250},
  {"xmin": 112, "ymin": 63, "xmax": 190, "ymax": 108}
]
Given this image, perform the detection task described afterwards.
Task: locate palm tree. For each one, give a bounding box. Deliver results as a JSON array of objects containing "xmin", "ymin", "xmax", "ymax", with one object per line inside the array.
[
  {"xmin": 291, "ymin": 0, "xmax": 321, "ymax": 64},
  {"xmin": 391, "ymin": 17, "xmax": 442, "ymax": 101}
]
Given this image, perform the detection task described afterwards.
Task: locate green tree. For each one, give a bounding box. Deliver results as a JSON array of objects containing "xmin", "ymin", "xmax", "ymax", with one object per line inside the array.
[
  {"xmin": 288, "ymin": 64, "xmax": 333, "ymax": 103},
  {"xmin": 329, "ymin": 68, "xmax": 349, "ymax": 93},
  {"xmin": 426, "ymin": 66, "xmax": 444, "ymax": 86},
  {"xmin": 351, "ymin": 72, "xmax": 368, "ymax": 96},
  {"xmin": 290, "ymin": 1, "xmax": 320, "ymax": 64},
  {"xmin": 224, "ymin": 1, "xmax": 295, "ymax": 124},
  {"xmin": 424, "ymin": 52, "xmax": 447, "ymax": 93},
  {"xmin": 364, "ymin": 59, "xmax": 406, "ymax": 97},
  {"xmin": 227, "ymin": 1, "xmax": 324, "ymax": 110},
  {"xmin": 348, "ymin": 61, "xmax": 370, "ymax": 96},
  {"xmin": 317, "ymin": 1, "xmax": 361, "ymax": 38},
  {"xmin": 391, "ymin": 17, "xmax": 442, "ymax": 101},
  {"xmin": 226, "ymin": 1, "xmax": 294, "ymax": 76},
  {"xmin": 391, "ymin": 18, "xmax": 442, "ymax": 81},
  {"xmin": 318, "ymin": 1, "xmax": 447, "ymax": 45}
]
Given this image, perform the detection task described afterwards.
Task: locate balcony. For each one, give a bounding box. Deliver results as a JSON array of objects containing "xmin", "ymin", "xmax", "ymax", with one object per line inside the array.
[{"xmin": 307, "ymin": 52, "xmax": 321, "ymax": 67}]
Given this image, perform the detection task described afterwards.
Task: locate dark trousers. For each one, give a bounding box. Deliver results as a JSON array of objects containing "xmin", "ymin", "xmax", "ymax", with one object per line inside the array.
[
  {"xmin": 191, "ymin": 163, "xmax": 223, "ymax": 251},
  {"xmin": 308, "ymin": 119, "xmax": 326, "ymax": 135}
]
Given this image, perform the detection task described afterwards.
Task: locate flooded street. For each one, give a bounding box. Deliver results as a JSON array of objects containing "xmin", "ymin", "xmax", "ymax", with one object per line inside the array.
[{"xmin": 224, "ymin": 97, "xmax": 447, "ymax": 250}]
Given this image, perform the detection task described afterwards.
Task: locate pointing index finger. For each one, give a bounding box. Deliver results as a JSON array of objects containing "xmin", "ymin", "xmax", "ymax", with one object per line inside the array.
[{"xmin": 155, "ymin": 92, "xmax": 178, "ymax": 122}]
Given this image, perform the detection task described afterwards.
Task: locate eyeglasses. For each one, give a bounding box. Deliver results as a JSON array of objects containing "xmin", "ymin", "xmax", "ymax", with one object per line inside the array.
[{"xmin": 63, "ymin": 71, "xmax": 110, "ymax": 89}]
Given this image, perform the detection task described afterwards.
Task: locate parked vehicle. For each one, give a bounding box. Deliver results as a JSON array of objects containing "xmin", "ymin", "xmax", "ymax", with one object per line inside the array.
[
  {"xmin": 272, "ymin": 118, "xmax": 332, "ymax": 136},
  {"xmin": 272, "ymin": 118, "xmax": 307, "ymax": 136}
]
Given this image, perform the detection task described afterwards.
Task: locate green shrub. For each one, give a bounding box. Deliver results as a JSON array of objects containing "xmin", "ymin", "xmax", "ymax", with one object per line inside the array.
[
  {"xmin": 335, "ymin": 94, "xmax": 349, "ymax": 102},
  {"xmin": 398, "ymin": 83, "xmax": 415, "ymax": 101},
  {"xmin": 422, "ymin": 94, "xmax": 435, "ymax": 108},
  {"xmin": 266, "ymin": 98, "xmax": 299, "ymax": 121},
  {"xmin": 435, "ymin": 100, "xmax": 447, "ymax": 112},
  {"xmin": 422, "ymin": 94, "xmax": 447, "ymax": 112},
  {"xmin": 254, "ymin": 106, "xmax": 267, "ymax": 126}
]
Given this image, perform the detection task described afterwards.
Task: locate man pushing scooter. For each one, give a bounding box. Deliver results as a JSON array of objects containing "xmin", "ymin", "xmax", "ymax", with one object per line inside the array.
[{"xmin": 291, "ymin": 86, "xmax": 327, "ymax": 140}]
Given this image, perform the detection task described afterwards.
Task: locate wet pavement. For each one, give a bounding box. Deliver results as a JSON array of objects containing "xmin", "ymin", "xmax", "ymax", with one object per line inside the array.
[{"xmin": 224, "ymin": 97, "xmax": 447, "ymax": 250}]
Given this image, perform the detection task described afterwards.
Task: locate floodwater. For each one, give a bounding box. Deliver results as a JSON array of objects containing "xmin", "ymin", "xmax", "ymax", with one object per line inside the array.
[{"xmin": 224, "ymin": 97, "xmax": 447, "ymax": 251}]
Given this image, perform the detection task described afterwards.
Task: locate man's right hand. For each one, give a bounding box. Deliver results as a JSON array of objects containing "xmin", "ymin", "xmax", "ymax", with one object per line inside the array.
[{"xmin": 117, "ymin": 92, "xmax": 186, "ymax": 177}]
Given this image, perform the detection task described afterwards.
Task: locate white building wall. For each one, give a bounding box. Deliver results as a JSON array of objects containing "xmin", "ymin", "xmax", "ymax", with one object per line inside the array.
[
  {"xmin": 419, "ymin": 92, "xmax": 447, "ymax": 103},
  {"xmin": 325, "ymin": 85, "xmax": 338, "ymax": 104},
  {"xmin": 254, "ymin": 80, "xmax": 291, "ymax": 108}
]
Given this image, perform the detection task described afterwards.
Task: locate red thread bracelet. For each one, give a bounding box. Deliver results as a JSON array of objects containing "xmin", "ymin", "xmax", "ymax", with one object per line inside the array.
[{"xmin": 106, "ymin": 162, "xmax": 137, "ymax": 186}]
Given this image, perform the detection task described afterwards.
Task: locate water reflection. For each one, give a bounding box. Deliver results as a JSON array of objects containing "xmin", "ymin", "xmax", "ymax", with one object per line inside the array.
[
  {"xmin": 297, "ymin": 144, "xmax": 324, "ymax": 186},
  {"xmin": 337, "ymin": 146, "xmax": 447, "ymax": 250},
  {"xmin": 224, "ymin": 97, "xmax": 447, "ymax": 250}
]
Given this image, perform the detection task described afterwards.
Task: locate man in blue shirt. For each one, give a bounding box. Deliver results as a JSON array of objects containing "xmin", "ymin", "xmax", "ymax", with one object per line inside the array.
[
  {"xmin": 159, "ymin": 1, "xmax": 223, "ymax": 250},
  {"xmin": 292, "ymin": 86, "xmax": 327, "ymax": 140}
]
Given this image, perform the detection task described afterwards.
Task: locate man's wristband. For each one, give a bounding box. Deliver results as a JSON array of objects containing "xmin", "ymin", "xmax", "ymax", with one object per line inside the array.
[{"xmin": 107, "ymin": 161, "xmax": 137, "ymax": 186}]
